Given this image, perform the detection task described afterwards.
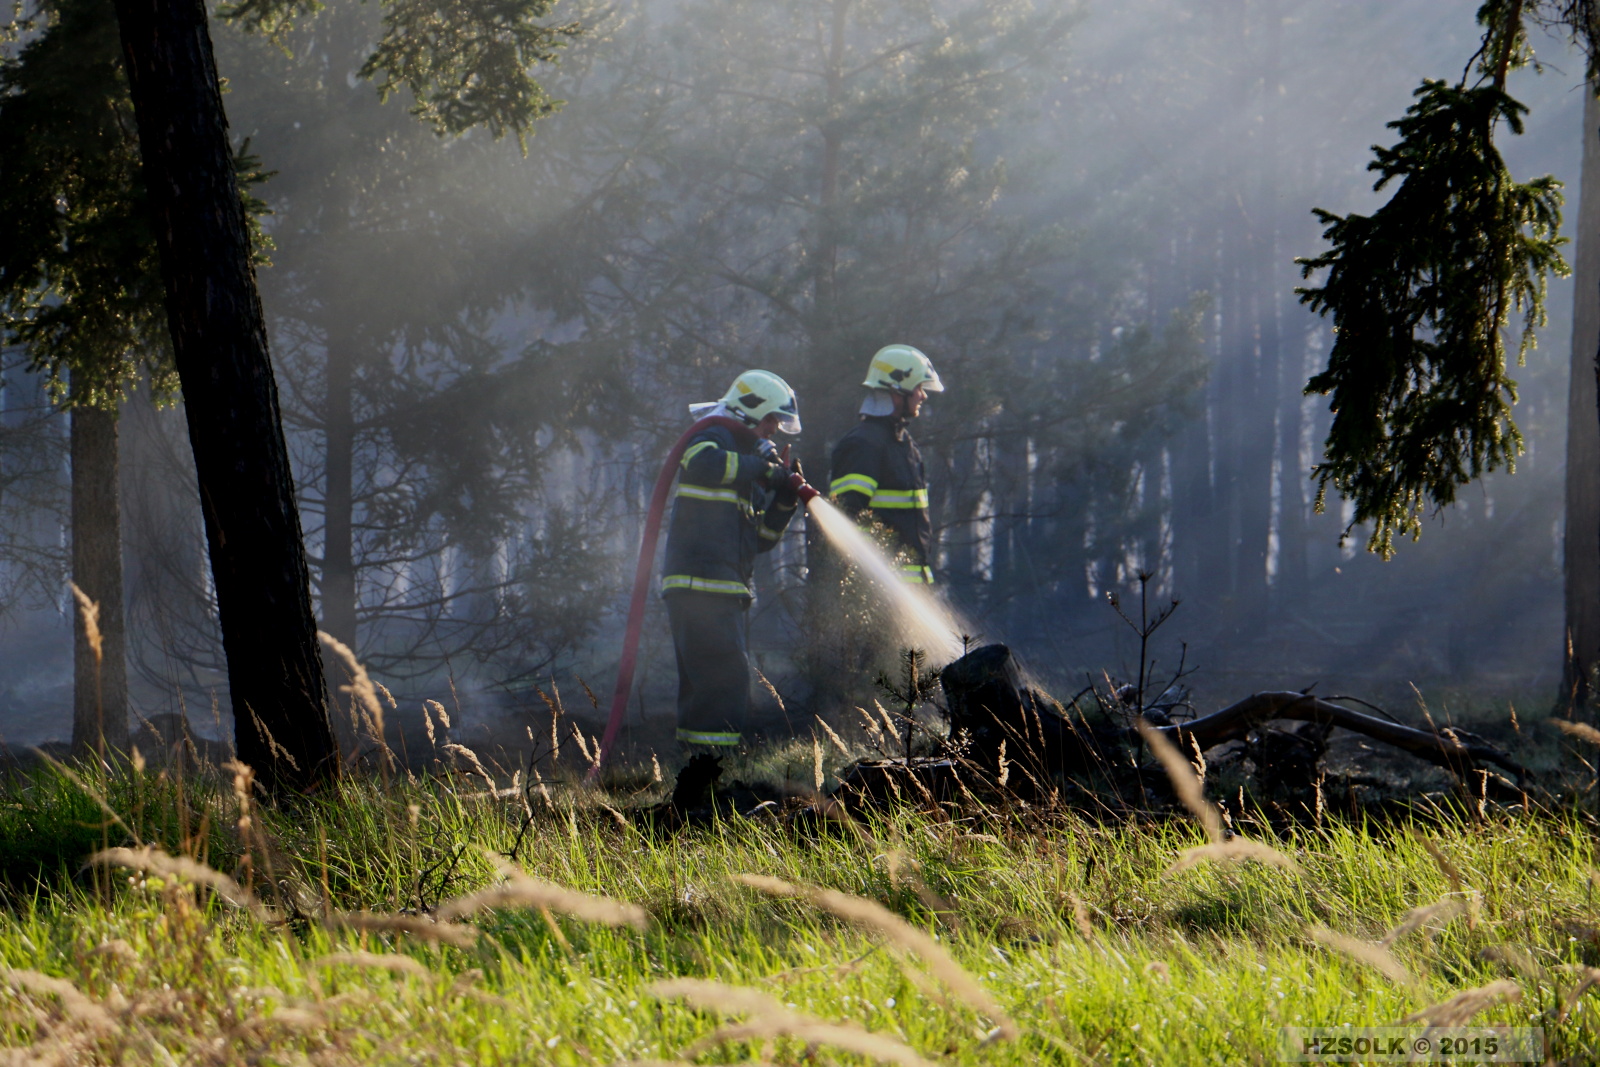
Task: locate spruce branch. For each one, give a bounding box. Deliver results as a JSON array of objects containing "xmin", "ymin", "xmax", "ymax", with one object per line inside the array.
[{"xmin": 1295, "ymin": 79, "xmax": 1567, "ymax": 558}]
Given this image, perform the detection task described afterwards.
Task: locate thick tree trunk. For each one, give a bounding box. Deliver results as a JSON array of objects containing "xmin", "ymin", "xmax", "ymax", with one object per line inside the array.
[
  {"xmin": 110, "ymin": 0, "xmax": 337, "ymax": 790},
  {"xmin": 70, "ymin": 406, "xmax": 129, "ymax": 761},
  {"xmin": 1566, "ymin": 84, "xmax": 1600, "ymax": 710}
]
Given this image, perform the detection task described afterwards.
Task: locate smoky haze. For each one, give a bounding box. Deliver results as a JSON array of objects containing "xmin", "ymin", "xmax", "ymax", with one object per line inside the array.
[{"xmin": 0, "ymin": 0, "xmax": 1584, "ymax": 754}]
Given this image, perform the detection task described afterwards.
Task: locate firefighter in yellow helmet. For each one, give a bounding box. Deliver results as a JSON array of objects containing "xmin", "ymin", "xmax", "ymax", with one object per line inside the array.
[
  {"xmin": 662, "ymin": 370, "xmax": 803, "ymax": 750},
  {"xmin": 828, "ymin": 345, "xmax": 944, "ymax": 583}
]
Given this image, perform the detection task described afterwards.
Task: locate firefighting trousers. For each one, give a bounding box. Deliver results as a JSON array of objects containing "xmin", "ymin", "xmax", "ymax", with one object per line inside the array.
[{"xmin": 665, "ymin": 592, "xmax": 752, "ymax": 747}]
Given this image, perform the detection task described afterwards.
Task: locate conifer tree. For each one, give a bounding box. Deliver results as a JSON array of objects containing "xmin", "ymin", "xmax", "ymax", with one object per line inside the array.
[
  {"xmin": 1296, "ymin": 0, "xmax": 1600, "ymax": 703},
  {"xmin": 0, "ymin": 0, "xmax": 263, "ymax": 759},
  {"xmin": 2, "ymin": 0, "xmax": 576, "ymax": 789}
]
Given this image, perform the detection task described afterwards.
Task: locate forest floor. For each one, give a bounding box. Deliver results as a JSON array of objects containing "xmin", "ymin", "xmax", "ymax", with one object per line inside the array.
[{"xmin": 0, "ymin": 739, "xmax": 1597, "ymax": 1065}]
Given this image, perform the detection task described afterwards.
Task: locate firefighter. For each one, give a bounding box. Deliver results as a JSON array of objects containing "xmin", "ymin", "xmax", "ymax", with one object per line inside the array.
[
  {"xmin": 662, "ymin": 369, "xmax": 803, "ymax": 750},
  {"xmin": 828, "ymin": 344, "xmax": 943, "ymax": 583}
]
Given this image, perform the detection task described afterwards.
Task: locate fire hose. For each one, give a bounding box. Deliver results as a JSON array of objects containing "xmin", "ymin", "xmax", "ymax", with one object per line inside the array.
[{"xmin": 591, "ymin": 415, "xmax": 820, "ymax": 776}]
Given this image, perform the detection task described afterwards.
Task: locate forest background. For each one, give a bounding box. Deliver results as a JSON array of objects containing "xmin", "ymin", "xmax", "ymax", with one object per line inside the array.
[{"xmin": 0, "ymin": 0, "xmax": 1583, "ymax": 756}]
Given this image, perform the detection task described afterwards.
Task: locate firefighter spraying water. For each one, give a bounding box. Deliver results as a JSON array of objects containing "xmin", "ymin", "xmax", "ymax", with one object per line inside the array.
[
  {"xmin": 594, "ymin": 372, "xmax": 815, "ymax": 770},
  {"xmin": 594, "ymin": 357, "xmax": 963, "ymax": 773}
]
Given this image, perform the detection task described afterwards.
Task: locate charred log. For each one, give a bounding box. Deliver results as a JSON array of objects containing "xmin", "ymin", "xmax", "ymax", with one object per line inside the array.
[
  {"xmin": 929, "ymin": 644, "xmax": 1530, "ymax": 798},
  {"xmin": 1160, "ymin": 690, "xmax": 1528, "ymax": 782},
  {"xmin": 834, "ymin": 758, "xmax": 964, "ymax": 808}
]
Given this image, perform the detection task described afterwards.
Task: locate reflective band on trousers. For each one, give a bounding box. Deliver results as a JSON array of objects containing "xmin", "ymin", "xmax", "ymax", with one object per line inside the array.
[
  {"xmin": 900, "ymin": 564, "xmax": 933, "ymax": 583},
  {"xmin": 661, "ymin": 574, "xmax": 752, "ymax": 596},
  {"xmin": 677, "ymin": 729, "xmax": 742, "ymax": 746},
  {"xmin": 870, "ymin": 488, "xmax": 929, "ymax": 509},
  {"xmin": 830, "ymin": 473, "xmax": 878, "ymax": 497}
]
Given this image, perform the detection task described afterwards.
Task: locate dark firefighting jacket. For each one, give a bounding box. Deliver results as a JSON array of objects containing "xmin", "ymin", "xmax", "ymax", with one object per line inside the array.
[
  {"xmin": 661, "ymin": 425, "xmax": 798, "ymax": 599},
  {"xmin": 828, "ymin": 415, "xmax": 933, "ymax": 583}
]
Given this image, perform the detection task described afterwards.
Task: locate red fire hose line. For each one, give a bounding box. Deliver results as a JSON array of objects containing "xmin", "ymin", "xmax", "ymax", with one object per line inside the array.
[{"xmin": 590, "ymin": 415, "xmax": 759, "ymax": 776}]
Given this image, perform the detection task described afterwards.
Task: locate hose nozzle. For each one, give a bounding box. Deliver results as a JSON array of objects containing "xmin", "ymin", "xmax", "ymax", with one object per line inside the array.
[{"xmin": 784, "ymin": 452, "xmax": 820, "ymax": 504}]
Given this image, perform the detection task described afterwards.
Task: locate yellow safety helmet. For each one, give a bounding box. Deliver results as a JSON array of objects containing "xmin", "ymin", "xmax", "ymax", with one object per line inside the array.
[
  {"xmin": 719, "ymin": 369, "xmax": 801, "ymax": 434},
  {"xmin": 862, "ymin": 344, "xmax": 944, "ymax": 394}
]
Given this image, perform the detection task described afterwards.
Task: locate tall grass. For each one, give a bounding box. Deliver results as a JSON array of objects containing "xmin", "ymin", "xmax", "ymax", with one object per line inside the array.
[{"xmin": 0, "ymin": 753, "xmax": 1596, "ymax": 1064}]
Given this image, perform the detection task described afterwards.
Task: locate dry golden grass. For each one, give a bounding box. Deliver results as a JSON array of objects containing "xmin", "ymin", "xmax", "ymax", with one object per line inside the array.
[
  {"xmin": 650, "ymin": 977, "xmax": 938, "ymax": 1067},
  {"xmin": 325, "ymin": 910, "xmax": 480, "ymax": 948},
  {"xmin": 440, "ymin": 743, "xmax": 495, "ymax": 791},
  {"xmin": 1398, "ymin": 979, "xmax": 1522, "ymax": 1027},
  {"xmin": 1381, "ymin": 897, "xmax": 1471, "ymax": 947},
  {"xmin": 69, "ymin": 583, "xmax": 102, "ymax": 667},
  {"xmin": 1137, "ymin": 721, "xmax": 1223, "ymax": 840},
  {"xmin": 735, "ymin": 872, "xmax": 1017, "ymax": 1039},
  {"xmin": 320, "ymin": 632, "xmax": 396, "ymax": 771},
  {"xmin": 435, "ymin": 854, "xmax": 648, "ymax": 930},
  {"xmin": 1551, "ymin": 718, "xmax": 1600, "ymax": 746},
  {"xmin": 1139, "ymin": 721, "xmax": 1297, "ymax": 872},
  {"xmin": 88, "ymin": 846, "xmax": 265, "ymax": 920},
  {"xmin": 312, "ymin": 951, "xmax": 431, "ymax": 978},
  {"xmin": 1308, "ymin": 925, "xmax": 1419, "ymax": 991}
]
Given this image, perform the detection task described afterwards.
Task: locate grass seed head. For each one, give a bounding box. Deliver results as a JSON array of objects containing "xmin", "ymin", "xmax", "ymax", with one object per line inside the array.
[
  {"xmin": 1168, "ymin": 838, "xmax": 1298, "ymax": 873},
  {"xmin": 437, "ymin": 856, "xmax": 648, "ymax": 930},
  {"xmin": 1308, "ymin": 925, "xmax": 1418, "ymax": 990},
  {"xmin": 1, "ymin": 968, "xmax": 116, "ymax": 1032},
  {"xmin": 1399, "ymin": 979, "xmax": 1521, "ymax": 1027},
  {"xmin": 734, "ymin": 873, "xmax": 1016, "ymax": 1038},
  {"xmin": 320, "ymin": 631, "xmax": 395, "ymax": 771},
  {"xmin": 1137, "ymin": 721, "xmax": 1222, "ymax": 841},
  {"xmin": 816, "ymin": 715, "xmax": 853, "ymax": 758},
  {"xmin": 1551, "ymin": 718, "xmax": 1600, "ymax": 746},
  {"xmin": 89, "ymin": 846, "xmax": 265, "ymax": 920},
  {"xmin": 441, "ymin": 743, "xmax": 495, "ymax": 791},
  {"xmin": 650, "ymin": 978, "xmax": 936, "ymax": 1067},
  {"xmin": 1381, "ymin": 896, "xmax": 1471, "ymax": 947},
  {"xmin": 327, "ymin": 911, "xmax": 479, "ymax": 948},
  {"xmin": 69, "ymin": 582, "xmax": 102, "ymax": 665},
  {"xmin": 314, "ymin": 951, "xmax": 430, "ymax": 978}
]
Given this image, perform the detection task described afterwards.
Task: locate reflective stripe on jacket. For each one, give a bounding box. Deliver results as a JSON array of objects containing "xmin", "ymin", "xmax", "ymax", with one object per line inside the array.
[
  {"xmin": 828, "ymin": 415, "xmax": 932, "ymax": 580},
  {"xmin": 661, "ymin": 424, "xmax": 798, "ymax": 599}
]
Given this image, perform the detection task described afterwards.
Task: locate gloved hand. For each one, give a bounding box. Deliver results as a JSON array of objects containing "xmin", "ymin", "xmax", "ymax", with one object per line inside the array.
[
  {"xmin": 756, "ymin": 457, "xmax": 790, "ymax": 491},
  {"xmin": 774, "ymin": 457, "xmax": 802, "ymax": 506}
]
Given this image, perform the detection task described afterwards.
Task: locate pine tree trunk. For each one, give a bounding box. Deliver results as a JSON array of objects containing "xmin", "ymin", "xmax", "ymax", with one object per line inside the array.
[
  {"xmin": 110, "ymin": 0, "xmax": 337, "ymax": 790},
  {"xmin": 70, "ymin": 406, "xmax": 129, "ymax": 761},
  {"xmin": 1274, "ymin": 315, "xmax": 1312, "ymax": 601},
  {"xmin": 321, "ymin": 326, "xmax": 357, "ymax": 650},
  {"xmin": 1565, "ymin": 84, "xmax": 1600, "ymax": 711},
  {"xmin": 1169, "ymin": 223, "xmax": 1221, "ymax": 607}
]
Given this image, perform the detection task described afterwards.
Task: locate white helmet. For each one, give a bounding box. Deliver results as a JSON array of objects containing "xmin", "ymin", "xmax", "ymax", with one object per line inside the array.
[
  {"xmin": 862, "ymin": 344, "xmax": 944, "ymax": 394},
  {"xmin": 718, "ymin": 369, "xmax": 801, "ymax": 434}
]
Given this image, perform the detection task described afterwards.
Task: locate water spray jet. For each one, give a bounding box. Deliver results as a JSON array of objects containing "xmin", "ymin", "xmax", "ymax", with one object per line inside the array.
[{"xmin": 803, "ymin": 497, "xmax": 966, "ymax": 661}]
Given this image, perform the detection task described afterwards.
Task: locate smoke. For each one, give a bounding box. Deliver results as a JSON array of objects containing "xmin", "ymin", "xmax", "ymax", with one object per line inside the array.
[{"xmin": 0, "ymin": 0, "xmax": 1587, "ymax": 750}]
